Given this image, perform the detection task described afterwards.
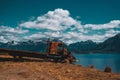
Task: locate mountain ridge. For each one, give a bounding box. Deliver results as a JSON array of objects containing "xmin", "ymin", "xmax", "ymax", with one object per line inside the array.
[{"xmin": 0, "ymin": 33, "xmax": 120, "ymax": 53}]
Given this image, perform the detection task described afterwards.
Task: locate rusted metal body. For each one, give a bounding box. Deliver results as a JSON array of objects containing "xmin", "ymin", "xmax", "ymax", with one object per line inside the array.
[
  {"xmin": 0, "ymin": 40, "xmax": 77, "ymax": 63},
  {"xmin": 47, "ymin": 41, "xmax": 67, "ymax": 55},
  {"xmin": 46, "ymin": 40, "xmax": 76, "ymax": 62}
]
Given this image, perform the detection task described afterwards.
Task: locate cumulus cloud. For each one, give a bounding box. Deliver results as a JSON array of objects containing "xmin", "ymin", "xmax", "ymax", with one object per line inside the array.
[
  {"xmin": 20, "ymin": 8, "xmax": 83, "ymax": 31},
  {"xmin": 0, "ymin": 26, "xmax": 28, "ymax": 34},
  {"xmin": 0, "ymin": 36, "xmax": 8, "ymax": 43},
  {"xmin": 18, "ymin": 8, "xmax": 120, "ymax": 44},
  {"xmin": 0, "ymin": 8, "xmax": 120, "ymax": 44},
  {"xmin": 84, "ymin": 20, "xmax": 120, "ymax": 30},
  {"xmin": 0, "ymin": 25, "xmax": 29, "ymax": 43}
]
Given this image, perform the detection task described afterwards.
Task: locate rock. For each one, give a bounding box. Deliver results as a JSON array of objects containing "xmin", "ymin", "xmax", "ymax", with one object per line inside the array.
[
  {"xmin": 66, "ymin": 69, "xmax": 71, "ymax": 73},
  {"xmin": 89, "ymin": 65, "xmax": 94, "ymax": 68},
  {"xmin": 104, "ymin": 66, "xmax": 112, "ymax": 73}
]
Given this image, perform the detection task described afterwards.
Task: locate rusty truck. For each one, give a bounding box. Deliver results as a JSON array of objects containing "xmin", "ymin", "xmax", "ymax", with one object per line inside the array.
[{"xmin": 0, "ymin": 39, "xmax": 77, "ymax": 63}]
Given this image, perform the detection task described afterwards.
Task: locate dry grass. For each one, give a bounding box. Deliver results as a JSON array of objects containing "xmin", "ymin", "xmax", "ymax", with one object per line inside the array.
[{"xmin": 0, "ymin": 55, "xmax": 120, "ymax": 80}]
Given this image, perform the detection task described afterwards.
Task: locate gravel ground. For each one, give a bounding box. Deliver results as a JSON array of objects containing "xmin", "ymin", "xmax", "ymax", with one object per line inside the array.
[{"xmin": 0, "ymin": 55, "xmax": 120, "ymax": 80}]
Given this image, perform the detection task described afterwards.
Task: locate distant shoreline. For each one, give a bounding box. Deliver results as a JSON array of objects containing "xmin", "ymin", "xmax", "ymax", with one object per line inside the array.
[{"xmin": 71, "ymin": 50, "xmax": 120, "ymax": 54}]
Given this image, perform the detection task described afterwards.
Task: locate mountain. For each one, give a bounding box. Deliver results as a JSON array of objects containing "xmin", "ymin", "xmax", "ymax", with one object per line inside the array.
[
  {"xmin": 97, "ymin": 33, "xmax": 120, "ymax": 52},
  {"xmin": 68, "ymin": 33, "xmax": 120, "ymax": 53},
  {"xmin": 68, "ymin": 40, "xmax": 97, "ymax": 53},
  {"xmin": 0, "ymin": 39, "xmax": 63, "ymax": 53},
  {"xmin": 0, "ymin": 40, "xmax": 47, "ymax": 52},
  {"xmin": 0, "ymin": 33, "xmax": 120, "ymax": 53}
]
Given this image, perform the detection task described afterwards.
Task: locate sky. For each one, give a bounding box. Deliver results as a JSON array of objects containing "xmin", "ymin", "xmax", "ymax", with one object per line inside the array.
[{"xmin": 0, "ymin": 0, "xmax": 120, "ymax": 44}]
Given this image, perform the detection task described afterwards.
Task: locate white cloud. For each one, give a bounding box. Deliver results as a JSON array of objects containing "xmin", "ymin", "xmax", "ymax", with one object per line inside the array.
[
  {"xmin": 20, "ymin": 8, "xmax": 83, "ymax": 31},
  {"xmin": 23, "ymin": 32, "xmax": 46, "ymax": 40},
  {"xmin": 0, "ymin": 8, "xmax": 120, "ymax": 44},
  {"xmin": 19, "ymin": 8, "xmax": 120, "ymax": 44},
  {"xmin": 106, "ymin": 29, "xmax": 120, "ymax": 34},
  {"xmin": 0, "ymin": 25, "xmax": 29, "ymax": 43},
  {"xmin": 84, "ymin": 20, "xmax": 120, "ymax": 30},
  {"xmin": 0, "ymin": 36, "xmax": 8, "ymax": 43},
  {"xmin": 0, "ymin": 26, "xmax": 28, "ymax": 34},
  {"xmin": 0, "ymin": 35, "xmax": 17, "ymax": 43}
]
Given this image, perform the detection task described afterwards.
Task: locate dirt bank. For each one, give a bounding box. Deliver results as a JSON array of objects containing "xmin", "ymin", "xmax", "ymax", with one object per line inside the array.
[{"xmin": 0, "ymin": 55, "xmax": 120, "ymax": 80}]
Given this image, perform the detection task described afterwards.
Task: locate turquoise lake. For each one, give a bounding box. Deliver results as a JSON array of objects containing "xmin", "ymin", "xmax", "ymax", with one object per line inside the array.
[{"xmin": 73, "ymin": 53, "xmax": 120, "ymax": 73}]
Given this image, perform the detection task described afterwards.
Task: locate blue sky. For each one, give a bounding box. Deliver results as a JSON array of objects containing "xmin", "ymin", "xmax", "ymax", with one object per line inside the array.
[{"xmin": 0, "ymin": 0, "xmax": 120, "ymax": 44}]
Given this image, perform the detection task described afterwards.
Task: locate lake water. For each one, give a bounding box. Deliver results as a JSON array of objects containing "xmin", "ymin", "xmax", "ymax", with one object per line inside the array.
[{"xmin": 73, "ymin": 53, "xmax": 120, "ymax": 73}]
